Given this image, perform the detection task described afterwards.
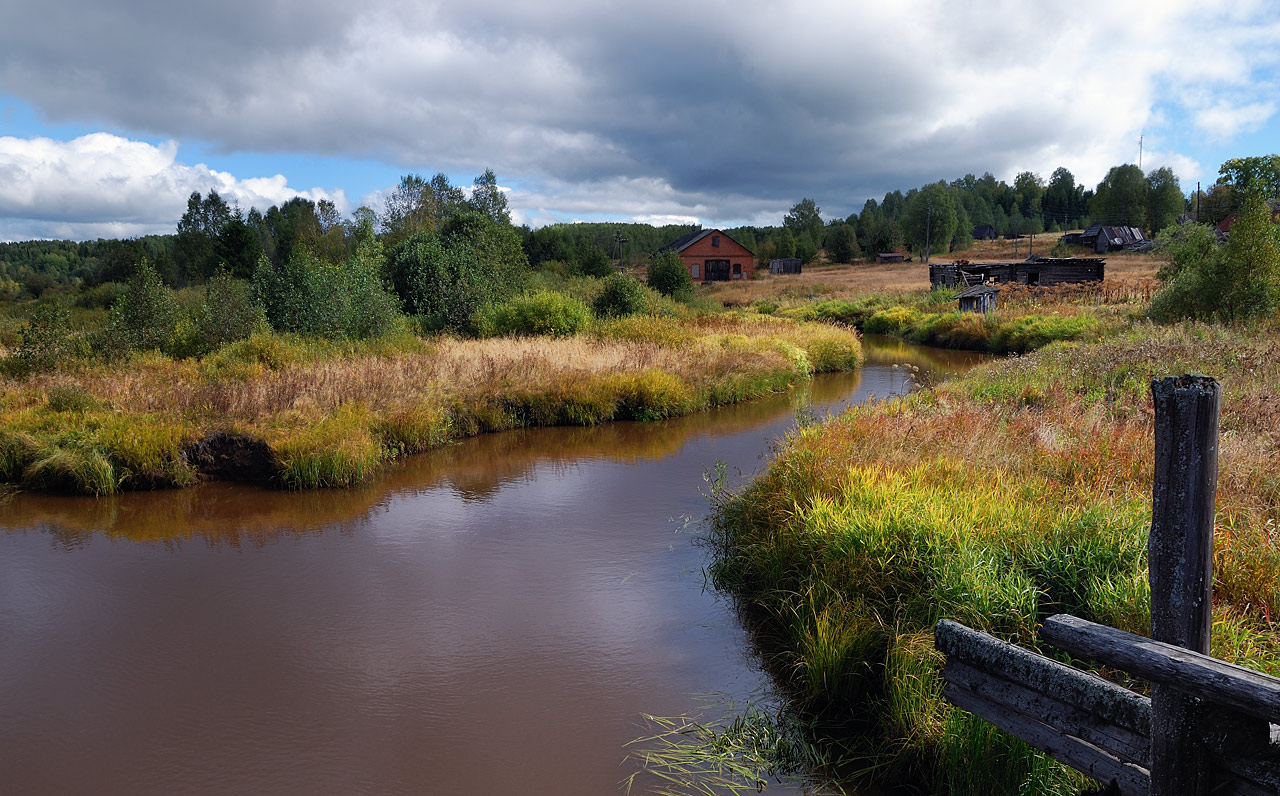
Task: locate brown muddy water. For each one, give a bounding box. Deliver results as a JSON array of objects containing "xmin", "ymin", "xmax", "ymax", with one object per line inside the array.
[{"xmin": 0, "ymin": 339, "xmax": 988, "ymax": 795}]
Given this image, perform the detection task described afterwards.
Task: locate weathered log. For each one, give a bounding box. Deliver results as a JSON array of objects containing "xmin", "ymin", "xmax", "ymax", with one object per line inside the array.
[
  {"xmin": 936, "ymin": 619, "xmax": 1151, "ymax": 735},
  {"xmin": 1042, "ymin": 615, "xmax": 1280, "ymax": 723},
  {"xmin": 943, "ymin": 659, "xmax": 1150, "ymax": 767},
  {"xmin": 942, "ymin": 681, "xmax": 1151, "ymax": 795}
]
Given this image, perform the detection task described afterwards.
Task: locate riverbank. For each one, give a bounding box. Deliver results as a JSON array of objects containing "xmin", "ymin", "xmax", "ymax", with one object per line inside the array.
[
  {"xmin": 0, "ymin": 313, "xmax": 861, "ymax": 494},
  {"xmin": 709, "ymin": 320, "xmax": 1280, "ymax": 794}
]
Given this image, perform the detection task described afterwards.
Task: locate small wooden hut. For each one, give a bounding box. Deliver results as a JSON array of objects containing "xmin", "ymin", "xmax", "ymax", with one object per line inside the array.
[{"xmin": 956, "ymin": 284, "xmax": 999, "ymax": 314}]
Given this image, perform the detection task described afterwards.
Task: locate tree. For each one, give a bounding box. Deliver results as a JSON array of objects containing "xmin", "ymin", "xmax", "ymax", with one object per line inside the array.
[
  {"xmin": 384, "ymin": 212, "xmax": 527, "ymax": 334},
  {"xmin": 1218, "ymin": 155, "xmax": 1280, "ymax": 199},
  {"xmin": 215, "ymin": 209, "xmax": 264, "ymax": 279},
  {"xmin": 783, "ymin": 198, "xmax": 823, "ymax": 243},
  {"xmin": 1146, "ymin": 167, "xmax": 1184, "ymax": 235},
  {"xmin": 575, "ymin": 244, "xmax": 613, "ymax": 277},
  {"xmin": 381, "ymin": 174, "xmax": 436, "ymax": 247},
  {"xmin": 1150, "ymin": 189, "xmax": 1280, "ymax": 322},
  {"xmin": 1043, "ymin": 167, "xmax": 1079, "ymax": 229},
  {"xmin": 647, "ymin": 250, "xmax": 693, "ymax": 299},
  {"xmin": 825, "ymin": 224, "xmax": 859, "ymax": 263},
  {"xmin": 106, "ymin": 258, "xmax": 178, "ymax": 352},
  {"xmin": 176, "ymin": 190, "xmax": 233, "ymax": 281},
  {"xmin": 901, "ymin": 183, "xmax": 957, "ymax": 261},
  {"xmin": 468, "ymin": 169, "xmax": 510, "ymax": 225},
  {"xmin": 1012, "ymin": 170, "xmax": 1044, "ymax": 220},
  {"xmin": 1091, "ymin": 164, "xmax": 1148, "ymax": 229}
]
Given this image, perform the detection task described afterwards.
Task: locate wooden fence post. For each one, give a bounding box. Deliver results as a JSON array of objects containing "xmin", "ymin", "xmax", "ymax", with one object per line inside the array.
[{"xmin": 1148, "ymin": 375, "xmax": 1220, "ymax": 796}]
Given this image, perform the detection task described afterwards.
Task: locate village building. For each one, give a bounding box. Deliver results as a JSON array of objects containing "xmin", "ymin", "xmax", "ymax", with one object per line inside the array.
[
  {"xmin": 956, "ymin": 284, "xmax": 999, "ymax": 313},
  {"xmin": 657, "ymin": 229, "xmax": 754, "ymax": 282},
  {"xmin": 929, "ymin": 256, "xmax": 1105, "ymax": 288},
  {"xmin": 971, "ymin": 224, "xmax": 998, "ymax": 240},
  {"xmin": 876, "ymin": 252, "xmax": 905, "ymax": 263},
  {"xmin": 769, "ymin": 258, "xmax": 802, "ymax": 275}
]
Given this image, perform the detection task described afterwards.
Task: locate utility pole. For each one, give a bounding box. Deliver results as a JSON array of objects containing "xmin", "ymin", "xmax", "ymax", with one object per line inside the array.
[
  {"xmin": 1196, "ymin": 182, "xmax": 1201, "ymax": 223},
  {"xmin": 1139, "ymin": 134, "xmax": 1144, "ymax": 170}
]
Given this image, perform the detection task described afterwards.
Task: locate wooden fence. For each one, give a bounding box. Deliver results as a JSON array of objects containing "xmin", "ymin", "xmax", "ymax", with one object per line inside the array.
[{"xmin": 936, "ymin": 376, "xmax": 1280, "ymax": 795}]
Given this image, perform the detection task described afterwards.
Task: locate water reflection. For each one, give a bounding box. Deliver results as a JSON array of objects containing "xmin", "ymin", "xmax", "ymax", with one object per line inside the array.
[{"xmin": 0, "ymin": 339, "xmax": 990, "ymax": 796}]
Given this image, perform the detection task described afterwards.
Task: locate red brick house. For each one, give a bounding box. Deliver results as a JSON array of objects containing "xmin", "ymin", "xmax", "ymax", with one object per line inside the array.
[{"xmin": 657, "ymin": 229, "xmax": 754, "ymax": 282}]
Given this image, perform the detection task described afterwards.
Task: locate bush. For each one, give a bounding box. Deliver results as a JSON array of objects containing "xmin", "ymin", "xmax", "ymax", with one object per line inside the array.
[
  {"xmin": 647, "ymin": 250, "xmax": 694, "ymax": 300},
  {"xmin": 172, "ymin": 270, "xmax": 269, "ymax": 357},
  {"xmin": 1151, "ymin": 195, "xmax": 1280, "ymax": 322},
  {"xmin": 253, "ymin": 243, "xmax": 402, "ymax": 340},
  {"xmin": 592, "ymin": 273, "xmax": 649, "ymax": 318},
  {"xmin": 104, "ymin": 259, "xmax": 178, "ymax": 353},
  {"xmin": 386, "ymin": 214, "xmax": 527, "ymax": 334},
  {"xmin": 6, "ymin": 303, "xmax": 87, "ymax": 376},
  {"xmin": 576, "ymin": 245, "xmax": 614, "ymax": 277},
  {"xmin": 477, "ymin": 291, "xmax": 590, "ymax": 337}
]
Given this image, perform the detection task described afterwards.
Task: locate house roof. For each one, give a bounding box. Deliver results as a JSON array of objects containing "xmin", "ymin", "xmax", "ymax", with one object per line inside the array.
[
  {"xmin": 657, "ymin": 228, "xmax": 752, "ymax": 254},
  {"xmin": 955, "ymin": 284, "xmax": 1000, "ymax": 298}
]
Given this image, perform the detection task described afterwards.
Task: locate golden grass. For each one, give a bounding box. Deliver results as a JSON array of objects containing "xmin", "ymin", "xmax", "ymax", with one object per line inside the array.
[{"xmin": 0, "ymin": 315, "xmax": 862, "ymax": 491}]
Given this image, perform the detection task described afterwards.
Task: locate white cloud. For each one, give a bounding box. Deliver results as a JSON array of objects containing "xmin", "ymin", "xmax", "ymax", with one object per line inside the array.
[
  {"xmin": 0, "ymin": 133, "xmax": 348, "ymax": 240},
  {"xmin": 2, "ymin": 1, "xmax": 1279, "ymax": 232}
]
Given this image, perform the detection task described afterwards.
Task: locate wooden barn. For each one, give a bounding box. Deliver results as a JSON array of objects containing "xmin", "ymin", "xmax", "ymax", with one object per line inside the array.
[
  {"xmin": 658, "ymin": 229, "xmax": 754, "ymax": 282},
  {"xmin": 930, "ymin": 257, "xmax": 1105, "ymax": 288},
  {"xmin": 971, "ymin": 224, "xmax": 998, "ymax": 240},
  {"xmin": 769, "ymin": 258, "xmax": 802, "ymax": 275},
  {"xmin": 877, "ymin": 253, "xmax": 905, "ymax": 263}
]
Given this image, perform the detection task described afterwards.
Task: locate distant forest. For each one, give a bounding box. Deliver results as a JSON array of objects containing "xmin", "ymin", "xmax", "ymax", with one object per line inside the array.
[{"xmin": 2, "ymin": 155, "xmax": 1272, "ymax": 299}]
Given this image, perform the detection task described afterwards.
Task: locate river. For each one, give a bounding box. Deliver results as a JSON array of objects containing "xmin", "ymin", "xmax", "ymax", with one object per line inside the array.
[{"xmin": 0, "ymin": 338, "xmax": 988, "ymax": 795}]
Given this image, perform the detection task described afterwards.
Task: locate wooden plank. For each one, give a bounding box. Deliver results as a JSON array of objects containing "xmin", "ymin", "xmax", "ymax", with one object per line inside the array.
[
  {"xmin": 943, "ymin": 681, "xmax": 1151, "ymax": 796},
  {"xmin": 936, "ymin": 619, "xmax": 1150, "ymax": 735},
  {"xmin": 1042, "ymin": 615, "xmax": 1280, "ymax": 723},
  {"xmin": 943, "ymin": 660, "xmax": 1150, "ymax": 767},
  {"xmin": 1149, "ymin": 375, "xmax": 1220, "ymax": 796}
]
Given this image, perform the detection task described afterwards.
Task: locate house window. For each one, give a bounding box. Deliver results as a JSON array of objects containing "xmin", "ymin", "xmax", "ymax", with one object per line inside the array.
[
  {"xmin": 712, "ymin": 235, "xmax": 720, "ymax": 247},
  {"xmin": 691, "ymin": 262, "xmax": 700, "ymax": 280},
  {"xmin": 732, "ymin": 263, "xmax": 741, "ymax": 276}
]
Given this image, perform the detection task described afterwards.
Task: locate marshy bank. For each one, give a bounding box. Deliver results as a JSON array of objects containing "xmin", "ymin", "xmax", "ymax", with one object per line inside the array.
[
  {"xmin": 0, "ymin": 313, "xmax": 860, "ymax": 494},
  {"xmin": 708, "ymin": 322, "xmax": 1280, "ymax": 795},
  {"xmin": 0, "ymin": 338, "xmax": 981, "ymax": 796}
]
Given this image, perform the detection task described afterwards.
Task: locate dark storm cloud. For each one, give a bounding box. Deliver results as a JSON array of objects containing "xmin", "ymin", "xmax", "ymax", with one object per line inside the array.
[{"xmin": 2, "ymin": 1, "xmax": 1278, "ymax": 228}]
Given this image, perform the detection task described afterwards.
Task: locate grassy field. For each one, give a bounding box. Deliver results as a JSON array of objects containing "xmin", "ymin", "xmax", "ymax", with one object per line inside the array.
[
  {"xmin": 0, "ymin": 313, "xmax": 861, "ymax": 493},
  {"xmin": 708, "ymin": 312, "xmax": 1280, "ymax": 794}
]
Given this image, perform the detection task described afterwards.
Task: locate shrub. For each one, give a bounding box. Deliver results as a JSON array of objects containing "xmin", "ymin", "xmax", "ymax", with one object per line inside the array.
[
  {"xmin": 6, "ymin": 303, "xmax": 87, "ymax": 376},
  {"xmin": 254, "ymin": 246, "xmax": 402, "ymax": 340},
  {"xmin": 46, "ymin": 385, "xmax": 99, "ymax": 413},
  {"xmin": 197, "ymin": 270, "xmax": 268, "ymax": 351},
  {"xmin": 386, "ymin": 211, "xmax": 527, "ymax": 334},
  {"xmin": 647, "ymin": 250, "xmax": 694, "ymax": 300},
  {"xmin": 575, "ymin": 245, "xmax": 614, "ymax": 277},
  {"xmin": 592, "ymin": 273, "xmax": 649, "ymax": 318},
  {"xmin": 104, "ymin": 258, "xmax": 178, "ymax": 353},
  {"xmin": 478, "ymin": 291, "xmax": 590, "ymax": 338}
]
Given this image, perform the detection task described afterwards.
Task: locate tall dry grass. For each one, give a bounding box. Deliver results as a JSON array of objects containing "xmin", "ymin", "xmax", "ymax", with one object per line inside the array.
[
  {"xmin": 0, "ymin": 316, "xmax": 862, "ymax": 492},
  {"xmin": 709, "ymin": 320, "xmax": 1280, "ymax": 794}
]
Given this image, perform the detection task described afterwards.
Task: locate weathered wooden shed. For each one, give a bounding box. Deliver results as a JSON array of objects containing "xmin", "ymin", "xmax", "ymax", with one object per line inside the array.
[
  {"xmin": 876, "ymin": 253, "xmax": 905, "ymax": 263},
  {"xmin": 956, "ymin": 284, "xmax": 1000, "ymax": 313},
  {"xmin": 658, "ymin": 229, "xmax": 754, "ymax": 282},
  {"xmin": 769, "ymin": 258, "xmax": 802, "ymax": 275},
  {"xmin": 929, "ymin": 257, "xmax": 1105, "ymax": 288},
  {"xmin": 971, "ymin": 224, "xmax": 998, "ymax": 240}
]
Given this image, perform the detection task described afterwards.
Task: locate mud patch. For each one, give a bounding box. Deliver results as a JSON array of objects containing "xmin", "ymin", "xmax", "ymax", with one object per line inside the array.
[{"xmin": 186, "ymin": 433, "xmax": 277, "ymax": 485}]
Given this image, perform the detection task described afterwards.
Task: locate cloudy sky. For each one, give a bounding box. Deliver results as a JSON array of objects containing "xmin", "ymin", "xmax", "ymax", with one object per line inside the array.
[{"xmin": 1, "ymin": 0, "xmax": 1279, "ymax": 241}]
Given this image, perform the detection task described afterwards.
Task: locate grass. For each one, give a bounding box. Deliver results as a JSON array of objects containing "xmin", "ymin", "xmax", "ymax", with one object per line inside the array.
[
  {"xmin": 0, "ymin": 314, "xmax": 862, "ymax": 493},
  {"xmin": 707, "ymin": 319, "xmax": 1280, "ymax": 795}
]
